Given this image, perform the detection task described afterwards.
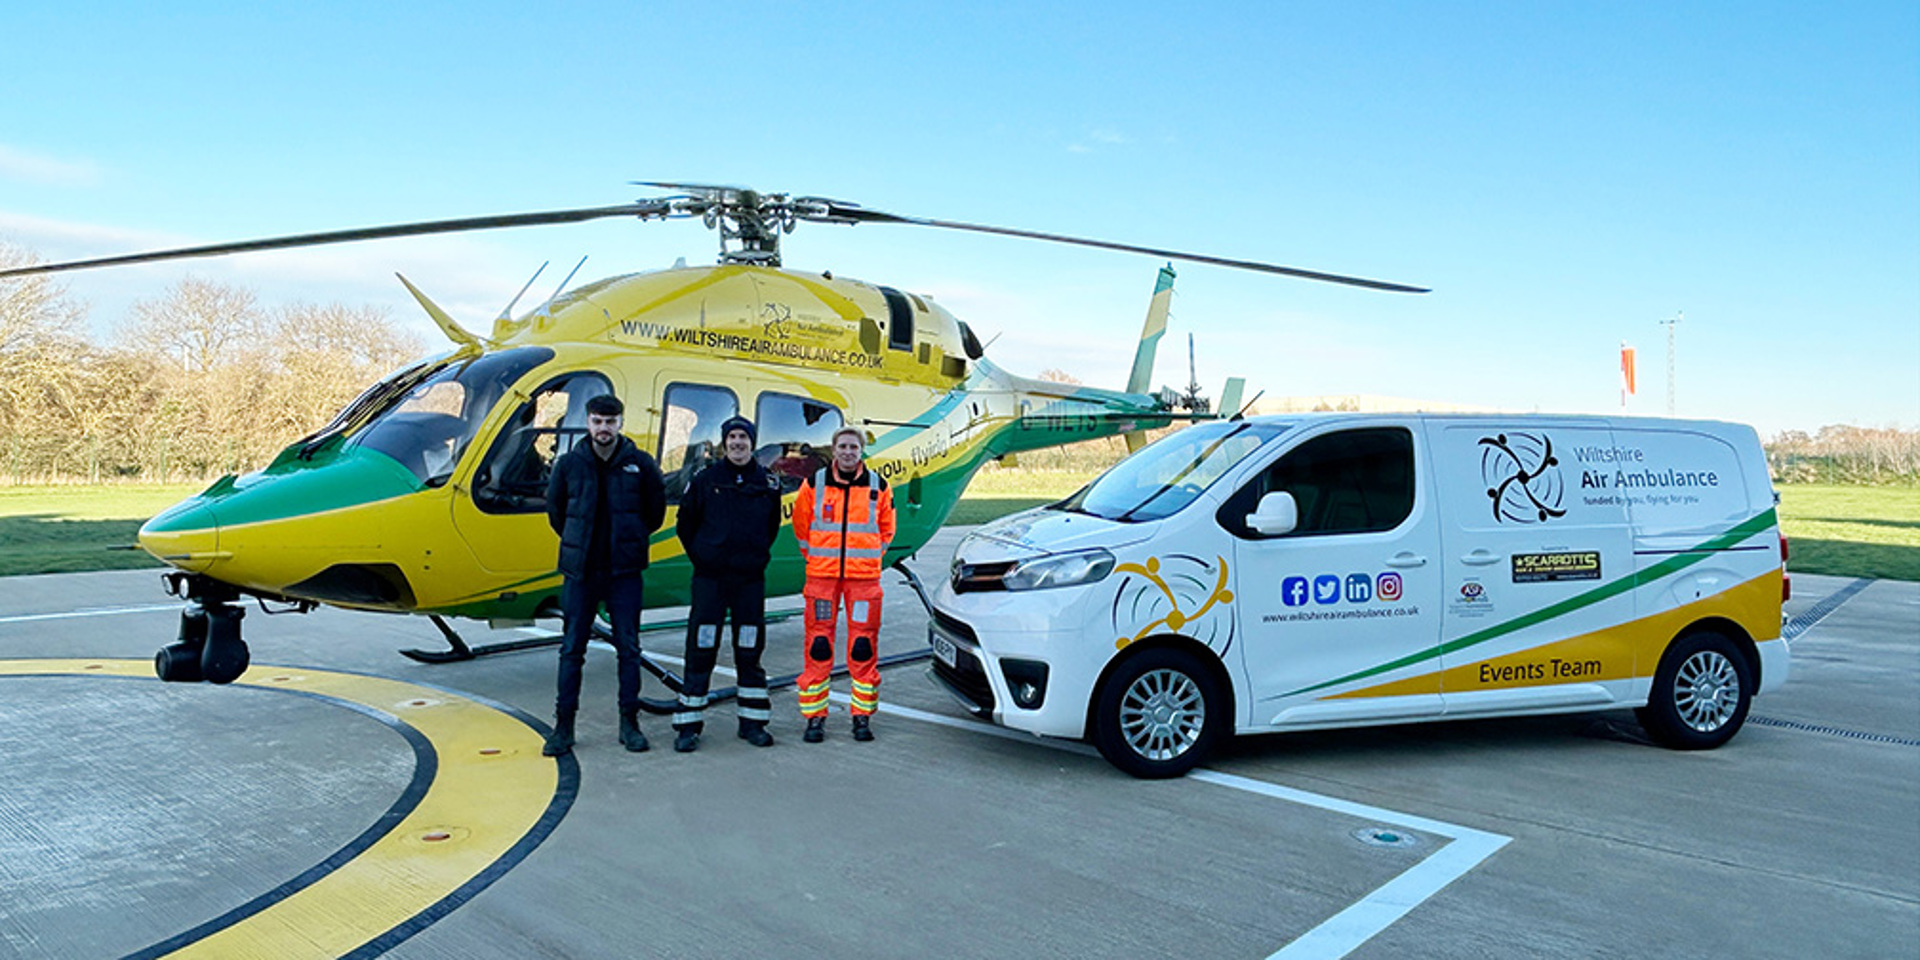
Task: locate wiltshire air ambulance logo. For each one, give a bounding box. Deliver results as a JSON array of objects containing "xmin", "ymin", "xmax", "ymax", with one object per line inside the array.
[
  {"xmin": 1109, "ymin": 555, "xmax": 1235, "ymax": 653},
  {"xmin": 1479, "ymin": 432, "xmax": 1566, "ymax": 523}
]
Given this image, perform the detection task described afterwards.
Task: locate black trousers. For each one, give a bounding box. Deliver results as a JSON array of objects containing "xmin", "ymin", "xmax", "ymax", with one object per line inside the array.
[
  {"xmin": 674, "ymin": 575, "xmax": 770, "ymax": 734},
  {"xmin": 555, "ymin": 573, "xmax": 643, "ymax": 717}
]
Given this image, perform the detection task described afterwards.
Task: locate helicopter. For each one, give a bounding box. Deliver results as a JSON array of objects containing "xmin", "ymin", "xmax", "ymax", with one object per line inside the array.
[{"xmin": 0, "ymin": 183, "xmax": 1426, "ymax": 692}]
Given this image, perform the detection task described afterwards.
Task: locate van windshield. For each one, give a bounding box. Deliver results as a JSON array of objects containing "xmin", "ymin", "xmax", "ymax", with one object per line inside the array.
[{"xmin": 1056, "ymin": 421, "xmax": 1285, "ymax": 522}]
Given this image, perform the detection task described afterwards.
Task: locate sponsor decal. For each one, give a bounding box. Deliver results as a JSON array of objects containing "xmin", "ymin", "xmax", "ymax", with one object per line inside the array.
[
  {"xmin": 1512, "ymin": 550, "xmax": 1601, "ymax": 583},
  {"xmin": 1449, "ymin": 578, "xmax": 1493, "ymax": 619},
  {"xmin": 1479, "ymin": 432, "xmax": 1566, "ymax": 524}
]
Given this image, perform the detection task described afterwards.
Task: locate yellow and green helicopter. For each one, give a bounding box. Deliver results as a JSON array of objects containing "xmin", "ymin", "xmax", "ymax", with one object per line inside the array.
[{"xmin": 0, "ymin": 183, "xmax": 1425, "ymax": 692}]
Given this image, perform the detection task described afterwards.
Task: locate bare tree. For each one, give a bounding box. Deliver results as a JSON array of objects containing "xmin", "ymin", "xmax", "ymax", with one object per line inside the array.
[{"xmin": 119, "ymin": 278, "xmax": 264, "ymax": 374}]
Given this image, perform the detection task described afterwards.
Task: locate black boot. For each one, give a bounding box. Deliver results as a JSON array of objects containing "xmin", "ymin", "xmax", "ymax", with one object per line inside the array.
[
  {"xmin": 542, "ymin": 712, "xmax": 576, "ymax": 757},
  {"xmin": 851, "ymin": 715, "xmax": 874, "ymax": 742},
  {"xmin": 620, "ymin": 712, "xmax": 650, "ymax": 753},
  {"xmin": 674, "ymin": 729, "xmax": 701, "ymax": 753},
  {"xmin": 738, "ymin": 720, "xmax": 774, "ymax": 748},
  {"xmin": 803, "ymin": 716, "xmax": 826, "ymax": 743}
]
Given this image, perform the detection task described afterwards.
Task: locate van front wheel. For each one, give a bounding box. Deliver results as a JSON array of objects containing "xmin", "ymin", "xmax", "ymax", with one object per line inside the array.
[
  {"xmin": 1093, "ymin": 648, "xmax": 1224, "ymax": 779},
  {"xmin": 1636, "ymin": 631, "xmax": 1753, "ymax": 750}
]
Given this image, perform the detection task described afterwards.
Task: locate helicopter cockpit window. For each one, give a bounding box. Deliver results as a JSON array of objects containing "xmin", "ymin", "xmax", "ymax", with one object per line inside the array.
[
  {"xmin": 470, "ymin": 372, "xmax": 612, "ymax": 514},
  {"xmin": 352, "ymin": 347, "xmax": 554, "ymax": 486},
  {"xmin": 754, "ymin": 392, "xmax": 843, "ymax": 494},
  {"xmin": 881, "ymin": 286, "xmax": 913, "ymax": 351},
  {"xmin": 660, "ymin": 383, "xmax": 739, "ymax": 503}
]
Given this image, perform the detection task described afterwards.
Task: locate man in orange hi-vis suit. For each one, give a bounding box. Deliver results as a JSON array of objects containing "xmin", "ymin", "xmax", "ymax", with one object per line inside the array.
[{"xmin": 792, "ymin": 426, "xmax": 896, "ymax": 743}]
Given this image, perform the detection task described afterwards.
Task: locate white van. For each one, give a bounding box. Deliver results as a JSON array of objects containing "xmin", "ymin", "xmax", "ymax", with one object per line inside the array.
[{"xmin": 929, "ymin": 414, "xmax": 1790, "ymax": 778}]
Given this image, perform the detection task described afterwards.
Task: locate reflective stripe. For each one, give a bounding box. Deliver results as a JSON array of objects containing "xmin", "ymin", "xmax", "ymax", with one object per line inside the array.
[
  {"xmin": 736, "ymin": 686, "xmax": 769, "ymax": 702},
  {"xmin": 849, "ymin": 601, "xmax": 870, "ymax": 623},
  {"xmin": 695, "ymin": 624, "xmax": 719, "ymax": 649},
  {"xmin": 737, "ymin": 706, "xmax": 772, "ymax": 721},
  {"xmin": 680, "ymin": 693, "xmax": 709, "ymax": 709},
  {"xmin": 674, "ymin": 711, "xmax": 704, "ymax": 725},
  {"xmin": 839, "ymin": 547, "xmax": 885, "ymax": 559},
  {"xmin": 850, "ymin": 679, "xmax": 878, "ymax": 696},
  {"xmin": 741, "ymin": 625, "xmax": 762, "ymax": 649}
]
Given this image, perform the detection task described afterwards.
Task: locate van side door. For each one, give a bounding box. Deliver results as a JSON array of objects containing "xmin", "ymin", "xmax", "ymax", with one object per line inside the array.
[
  {"xmin": 1423, "ymin": 420, "xmax": 1638, "ymax": 716},
  {"xmin": 1223, "ymin": 423, "xmax": 1444, "ymax": 728}
]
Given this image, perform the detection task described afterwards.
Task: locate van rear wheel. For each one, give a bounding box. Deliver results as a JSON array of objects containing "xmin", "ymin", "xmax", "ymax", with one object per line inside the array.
[
  {"xmin": 1093, "ymin": 648, "xmax": 1224, "ymax": 779},
  {"xmin": 1637, "ymin": 631, "xmax": 1752, "ymax": 750}
]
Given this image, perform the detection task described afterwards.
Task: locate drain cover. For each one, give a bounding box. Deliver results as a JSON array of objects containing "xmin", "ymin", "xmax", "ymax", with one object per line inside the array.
[{"xmin": 1352, "ymin": 826, "xmax": 1421, "ymax": 849}]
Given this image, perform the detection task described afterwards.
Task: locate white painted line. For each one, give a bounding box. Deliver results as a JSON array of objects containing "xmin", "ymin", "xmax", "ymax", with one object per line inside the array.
[
  {"xmin": 0, "ymin": 603, "xmax": 179, "ymax": 625},
  {"xmin": 860, "ymin": 696, "xmax": 1512, "ymax": 960}
]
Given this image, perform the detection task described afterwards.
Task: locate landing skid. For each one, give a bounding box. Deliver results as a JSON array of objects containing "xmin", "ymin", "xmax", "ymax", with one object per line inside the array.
[
  {"xmin": 397, "ymin": 611, "xmax": 803, "ymax": 664},
  {"xmin": 403, "ymin": 561, "xmax": 940, "ymax": 714}
]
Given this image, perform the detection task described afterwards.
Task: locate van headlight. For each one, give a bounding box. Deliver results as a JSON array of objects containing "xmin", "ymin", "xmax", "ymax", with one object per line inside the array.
[{"xmin": 1002, "ymin": 549, "xmax": 1116, "ymax": 591}]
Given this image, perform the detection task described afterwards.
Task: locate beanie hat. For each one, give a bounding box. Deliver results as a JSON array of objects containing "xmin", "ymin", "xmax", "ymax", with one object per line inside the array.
[{"xmin": 720, "ymin": 415, "xmax": 756, "ymax": 444}]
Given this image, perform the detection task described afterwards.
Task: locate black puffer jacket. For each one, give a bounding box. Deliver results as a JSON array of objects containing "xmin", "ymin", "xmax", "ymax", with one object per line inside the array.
[
  {"xmin": 546, "ymin": 436, "xmax": 666, "ymax": 579},
  {"xmin": 675, "ymin": 457, "xmax": 782, "ymax": 579}
]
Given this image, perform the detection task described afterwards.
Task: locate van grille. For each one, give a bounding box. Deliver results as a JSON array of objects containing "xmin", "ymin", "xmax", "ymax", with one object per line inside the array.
[{"xmin": 952, "ymin": 561, "xmax": 1015, "ymax": 593}]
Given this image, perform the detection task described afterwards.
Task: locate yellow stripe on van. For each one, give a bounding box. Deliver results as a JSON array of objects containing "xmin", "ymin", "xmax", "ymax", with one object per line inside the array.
[{"xmin": 1331, "ymin": 568, "xmax": 1782, "ymax": 699}]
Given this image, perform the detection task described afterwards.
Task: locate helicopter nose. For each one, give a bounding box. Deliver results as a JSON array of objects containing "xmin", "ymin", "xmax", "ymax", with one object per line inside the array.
[{"xmin": 139, "ymin": 500, "xmax": 222, "ymax": 573}]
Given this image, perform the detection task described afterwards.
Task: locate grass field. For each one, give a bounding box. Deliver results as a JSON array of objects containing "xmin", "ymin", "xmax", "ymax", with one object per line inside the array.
[
  {"xmin": 0, "ymin": 479, "xmax": 1913, "ymax": 581},
  {"xmin": 0, "ymin": 484, "xmax": 201, "ymax": 577},
  {"xmin": 1773, "ymin": 483, "xmax": 1920, "ymax": 582}
]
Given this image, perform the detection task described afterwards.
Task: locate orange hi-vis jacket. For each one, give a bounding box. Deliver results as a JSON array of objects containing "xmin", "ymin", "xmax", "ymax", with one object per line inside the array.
[{"xmin": 793, "ymin": 465, "xmax": 895, "ymax": 580}]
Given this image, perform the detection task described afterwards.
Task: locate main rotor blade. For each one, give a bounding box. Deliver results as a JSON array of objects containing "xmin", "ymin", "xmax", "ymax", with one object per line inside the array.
[
  {"xmin": 0, "ymin": 203, "xmax": 664, "ymax": 279},
  {"xmin": 816, "ymin": 203, "xmax": 1428, "ymax": 293}
]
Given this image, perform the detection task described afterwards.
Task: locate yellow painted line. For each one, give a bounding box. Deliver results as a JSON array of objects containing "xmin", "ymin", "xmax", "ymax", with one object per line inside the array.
[{"xmin": 1, "ymin": 659, "xmax": 568, "ymax": 958}]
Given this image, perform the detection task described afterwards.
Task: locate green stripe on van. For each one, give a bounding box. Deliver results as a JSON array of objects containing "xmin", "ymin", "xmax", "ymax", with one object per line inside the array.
[{"xmin": 1277, "ymin": 508, "xmax": 1778, "ymax": 699}]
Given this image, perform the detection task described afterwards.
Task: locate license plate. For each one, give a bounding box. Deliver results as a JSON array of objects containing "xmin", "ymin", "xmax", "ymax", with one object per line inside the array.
[{"xmin": 930, "ymin": 633, "xmax": 957, "ymax": 668}]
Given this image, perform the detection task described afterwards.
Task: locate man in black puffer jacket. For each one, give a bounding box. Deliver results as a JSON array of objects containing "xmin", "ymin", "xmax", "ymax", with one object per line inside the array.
[
  {"xmin": 671, "ymin": 415, "xmax": 784, "ymax": 752},
  {"xmin": 542, "ymin": 394, "xmax": 666, "ymax": 757}
]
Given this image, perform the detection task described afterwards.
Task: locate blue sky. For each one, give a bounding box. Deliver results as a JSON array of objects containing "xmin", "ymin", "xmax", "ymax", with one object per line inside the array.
[{"xmin": 2, "ymin": 1, "xmax": 1914, "ymax": 437}]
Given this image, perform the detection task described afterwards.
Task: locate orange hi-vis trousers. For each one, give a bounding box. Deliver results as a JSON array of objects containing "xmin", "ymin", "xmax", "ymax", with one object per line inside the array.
[{"xmin": 798, "ymin": 577, "xmax": 883, "ymax": 717}]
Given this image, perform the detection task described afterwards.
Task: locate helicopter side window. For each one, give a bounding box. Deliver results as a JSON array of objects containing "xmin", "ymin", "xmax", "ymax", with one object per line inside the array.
[
  {"xmin": 881, "ymin": 286, "xmax": 914, "ymax": 351},
  {"xmin": 754, "ymin": 392, "xmax": 843, "ymax": 494},
  {"xmin": 660, "ymin": 383, "xmax": 739, "ymax": 503},
  {"xmin": 471, "ymin": 373, "xmax": 613, "ymax": 514}
]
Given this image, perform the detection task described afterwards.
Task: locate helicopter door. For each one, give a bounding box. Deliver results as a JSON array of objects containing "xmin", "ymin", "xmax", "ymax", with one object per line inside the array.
[{"xmin": 452, "ymin": 371, "xmax": 613, "ymax": 576}]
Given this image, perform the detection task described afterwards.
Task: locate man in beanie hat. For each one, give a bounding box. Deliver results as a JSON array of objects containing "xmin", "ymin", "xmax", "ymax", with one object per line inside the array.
[{"xmin": 671, "ymin": 414, "xmax": 783, "ymax": 751}]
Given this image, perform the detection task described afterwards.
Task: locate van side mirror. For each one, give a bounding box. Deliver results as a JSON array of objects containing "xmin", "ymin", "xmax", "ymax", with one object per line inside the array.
[{"xmin": 1248, "ymin": 491, "xmax": 1298, "ymax": 536}]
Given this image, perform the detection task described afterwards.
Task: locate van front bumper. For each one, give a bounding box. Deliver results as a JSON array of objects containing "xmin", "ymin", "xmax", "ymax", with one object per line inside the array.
[{"xmin": 926, "ymin": 585, "xmax": 1103, "ymax": 740}]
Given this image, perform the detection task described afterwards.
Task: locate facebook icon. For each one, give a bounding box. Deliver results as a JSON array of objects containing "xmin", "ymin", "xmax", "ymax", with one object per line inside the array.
[
  {"xmin": 1282, "ymin": 576, "xmax": 1309, "ymax": 607},
  {"xmin": 1313, "ymin": 574, "xmax": 1341, "ymax": 604}
]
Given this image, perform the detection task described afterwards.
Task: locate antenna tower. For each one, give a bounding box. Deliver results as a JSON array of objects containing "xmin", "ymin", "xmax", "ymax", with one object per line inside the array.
[{"xmin": 1660, "ymin": 312, "xmax": 1682, "ymax": 416}]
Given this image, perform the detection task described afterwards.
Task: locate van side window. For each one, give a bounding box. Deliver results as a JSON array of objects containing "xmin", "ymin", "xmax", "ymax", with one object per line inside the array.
[
  {"xmin": 660, "ymin": 383, "xmax": 739, "ymax": 503},
  {"xmin": 1218, "ymin": 428, "xmax": 1415, "ymax": 538},
  {"xmin": 471, "ymin": 373, "xmax": 612, "ymax": 514},
  {"xmin": 754, "ymin": 392, "xmax": 843, "ymax": 494}
]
